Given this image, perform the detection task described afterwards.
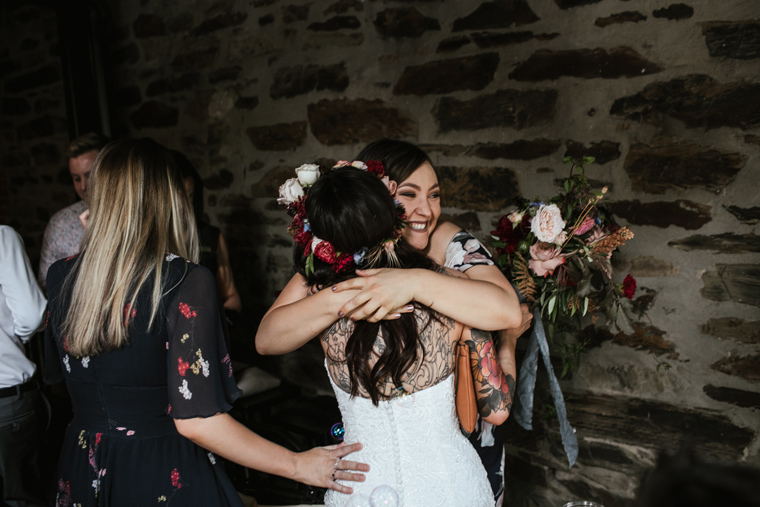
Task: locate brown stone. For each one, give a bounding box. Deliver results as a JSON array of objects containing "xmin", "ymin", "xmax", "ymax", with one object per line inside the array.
[
  {"xmin": 259, "ymin": 14, "xmax": 274, "ymax": 26},
  {"xmin": 1, "ymin": 97, "xmax": 30, "ymax": 115},
  {"xmin": 133, "ymin": 14, "xmax": 166, "ymax": 38},
  {"xmin": 282, "ymin": 4, "xmax": 311, "ymax": 24},
  {"xmin": 114, "ymin": 86, "xmax": 141, "ymax": 107},
  {"xmin": 203, "ymin": 169, "xmax": 234, "ymax": 190},
  {"xmin": 394, "ymin": 53, "xmax": 499, "ymax": 96},
  {"xmin": 711, "ymin": 354, "xmax": 760, "ymax": 381},
  {"xmin": 302, "ymin": 33, "xmax": 363, "ymax": 50},
  {"xmin": 652, "ymin": 3, "xmax": 694, "ymax": 20},
  {"xmin": 436, "ymin": 165, "xmax": 520, "ymax": 212},
  {"xmin": 668, "ymin": 233, "xmax": 760, "ymax": 254},
  {"xmin": 609, "ymin": 200, "xmax": 711, "ymax": 230},
  {"xmin": 725, "ymin": 205, "xmax": 760, "ymax": 225},
  {"xmin": 435, "ymin": 89, "xmax": 557, "ymax": 133},
  {"xmin": 251, "ymin": 165, "xmax": 298, "ymax": 199},
  {"xmin": 30, "ymin": 143, "xmax": 60, "ymax": 166},
  {"xmin": 129, "ymin": 101, "xmax": 179, "ymax": 129},
  {"xmin": 246, "ymin": 122, "xmax": 307, "ymax": 151},
  {"xmin": 595, "ymin": 11, "xmax": 647, "ymax": 28},
  {"xmin": 234, "ymin": 96, "xmax": 259, "ymax": 110},
  {"xmin": 471, "ymin": 31, "xmax": 559, "ymax": 48},
  {"xmin": 610, "ymin": 74, "xmax": 760, "ymax": 130},
  {"xmin": 700, "ymin": 318, "xmax": 760, "ymax": 344},
  {"xmin": 587, "ymin": 323, "xmax": 675, "ymax": 355},
  {"xmin": 703, "ymin": 385, "xmax": 760, "ymax": 409},
  {"xmin": 308, "ymin": 98, "xmax": 417, "ymax": 146},
  {"xmin": 436, "ymin": 36, "xmax": 471, "ymax": 53},
  {"xmin": 167, "ymin": 13, "xmax": 194, "ymax": 33},
  {"xmin": 324, "ymin": 0, "xmax": 364, "ymax": 15},
  {"xmin": 172, "ymin": 45, "xmax": 219, "ymax": 71},
  {"xmin": 701, "ymin": 21, "xmax": 760, "ymax": 60},
  {"xmin": 509, "ymin": 47, "xmax": 662, "ymax": 81},
  {"xmin": 146, "ymin": 72, "xmax": 200, "ymax": 97},
  {"xmin": 565, "ymin": 140, "xmax": 621, "ymax": 165},
  {"xmin": 16, "ymin": 115, "xmax": 67, "ymax": 141},
  {"xmin": 467, "ymin": 139, "xmax": 562, "ymax": 160},
  {"xmin": 3, "ymin": 63, "xmax": 60, "ymax": 93},
  {"xmin": 112, "ymin": 43, "xmax": 140, "ymax": 65},
  {"xmin": 744, "ymin": 135, "xmax": 760, "ymax": 147},
  {"xmin": 701, "ymin": 264, "xmax": 760, "ymax": 307},
  {"xmin": 554, "ymin": 0, "xmax": 603, "ymax": 8},
  {"xmin": 629, "ymin": 256, "xmax": 678, "ymax": 277},
  {"xmin": 308, "ymin": 16, "xmax": 360, "ymax": 31},
  {"xmin": 452, "ymin": 1, "xmax": 539, "ymax": 31},
  {"xmin": 624, "ymin": 142, "xmax": 745, "ymax": 194},
  {"xmin": 373, "ymin": 8, "xmax": 440, "ymax": 38},
  {"xmin": 270, "ymin": 63, "xmax": 349, "ymax": 99},
  {"xmin": 209, "ymin": 65, "xmax": 242, "ymax": 83},
  {"xmin": 190, "ymin": 10, "xmax": 247, "ymax": 37}
]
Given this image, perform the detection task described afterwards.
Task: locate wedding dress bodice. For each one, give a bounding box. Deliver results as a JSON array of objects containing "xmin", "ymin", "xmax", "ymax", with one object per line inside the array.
[{"xmin": 324, "ymin": 368, "xmax": 493, "ymax": 507}]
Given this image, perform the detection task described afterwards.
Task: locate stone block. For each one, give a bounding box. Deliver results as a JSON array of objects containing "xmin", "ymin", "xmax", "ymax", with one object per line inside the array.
[
  {"xmin": 114, "ymin": 86, "xmax": 141, "ymax": 107},
  {"xmin": 471, "ymin": 31, "xmax": 559, "ymax": 49},
  {"xmin": 324, "ymin": 0, "xmax": 364, "ymax": 15},
  {"xmin": 30, "ymin": 143, "xmax": 60, "ymax": 166},
  {"xmin": 234, "ymin": 96, "xmax": 259, "ymax": 110},
  {"xmin": 203, "ymin": 169, "xmax": 234, "ymax": 190},
  {"xmin": 4, "ymin": 63, "xmax": 60, "ymax": 93},
  {"xmin": 668, "ymin": 233, "xmax": 760, "ymax": 254},
  {"xmin": 394, "ymin": 53, "xmax": 499, "ymax": 96},
  {"xmin": 725, "ymin": 205, "xmax": 760, "ymax": 225},
  {"xmin": 133, "ymin": 14, "xmax": 166, "ymax": 38},
  {"xmin": 168, "ymin": 13, "xmax": 194, "ymax": 33},
  {"xmin": 1, "ymin": 97, "xmax": 30, "ymax": 115},
  {"xmin": 251, "ymin": 165, "xmax": 296, "ymax": 199},
  {"xmin": 270, "ymin": 63, "xmax": 348, "ymax": 99},
  {"xmin": 209, "ymin": 65, "xmax": 242, "ymax": 83},
  {"xmin": 703, "ymin": 385, "xmax": 760, "ymax": 409},
  {"xmin": 652, "ymin": 3, "xmax": 694, "ymax": 20},
  {"xmin": 146, "ymin": 72, "xmax": 200, "ymax": 97},
  {"xmin": 373, "ymin": 8, "xmax": 440, "ymax": 38},
  {"xmin": 435, "ymin": 88, "xmax": 557, "ymax": 132},
  {"xmin": 282, "ymin": 4, "xmax": 311, "ymax": 24},
  {"xmin": 700, "ymin": 317, "xmax": 760, "ymax": 344},
  {"xmin": 595, "ymin": 11, "xmax": 647, "ymax": 28},
  {"xmin": 467, "ymin": 139, "xmax": 562, "ymax": 160},
  {"xmin": 452, "ymin": 1, "xmax": 539, "ymax": 31},
  {"xmin": 308, "ymin": 98, "xmax": 416, "ymax": 145},
  {"xmin": 629, "ymin": 255, "xmax": 678, "ymax": 277},
  {"xmin": 436, "ymin": 165, "xmax": 520, "ymax": 212},
  {"xmin": 259, "ymin": 14, "xmax": 274, "ymax": 26},
  {"xmin": 609, "ymin": 200, "xmax": 711, "ymax": 230},
  {"xmin": 554, "ymin": 0, "xmax": 603, "ymax": 8},
  {"xmin": 129, "ymin": 101, "xmax": 179, "ymax": 129},
  {"xmin": 610, "ymin": 74, "xmax": 760, "ymax": 130},
  {"xmin": 509, "ymin": 47, "xmax": 662, "ymax": 81},
  {"xmin": 302, "ymin": 33, "xmax": 364, "ymax": 50},
  {"xmin": 246, "ymin": 121, "xmax": 307, "ymax": 151},
  {"xmin": 700, "ymin": 264, "xmax": 760, "ymax": 307},
  {"xmin": 711, "ymin": 354, "xmax": 760, "ymax": 381},
  {"xmin": 112, "ymin": 43, "xmax": 140, "ymax": 65},
  {"xmin": 172, "ymin": 45, "xmax": 219, "ymax": 71},
  {"xmin": 308, "ymin": 16, "xmax": 360, "ymax": 31},
  {"xmin": 190, "ymin": 10, "xmax": 247, "ymax": 37},
  {"xmin": 436, "ymin": 36, "xmax": 471, "ymax": 53},
  {"xmin": 623, "ymin": 142, "xmax": 745, "ymax": 194},
  {"xmin": 16, "ymin": 115, "xmax": 67, "ymax": 142},
  {"xmin": 700, "ymin": 21, "xmax": 760, "ymax": 60},
  {"xmin": 565, "ymin": 140, "xmax": 620, "ymax": 165}
]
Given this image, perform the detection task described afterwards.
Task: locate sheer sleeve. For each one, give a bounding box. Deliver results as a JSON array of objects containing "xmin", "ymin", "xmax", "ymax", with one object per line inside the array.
[
  {"xmin": 444, "ymin": 230, "xmax": 495, "ymax": 273},
  {"xmin": 166, "ymin": 264, "xmax": 241, "ymax": 419}
]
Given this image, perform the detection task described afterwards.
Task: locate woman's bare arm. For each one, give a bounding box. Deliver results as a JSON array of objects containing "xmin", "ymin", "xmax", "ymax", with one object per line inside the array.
[
  {"xmin": 463, "ymin": 327, "xmax": 514, "ymax": 426},
  {"xmin": 215, "ymin": 233, "xmax": 242, "ymax": 313}
]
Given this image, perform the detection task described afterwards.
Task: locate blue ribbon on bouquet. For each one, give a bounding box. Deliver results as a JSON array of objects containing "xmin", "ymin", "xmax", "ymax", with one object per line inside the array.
[{"xmin": 512, "ymin": 307, "xmax": 578, "ymax": 468}]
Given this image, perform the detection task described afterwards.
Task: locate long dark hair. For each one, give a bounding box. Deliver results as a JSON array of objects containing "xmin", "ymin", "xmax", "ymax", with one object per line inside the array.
[
  {"xmin": 295, "ymin": 168, "xmax": 439, "ymax": 404},
  {"xmin": 355, "ymin": 138, "xmax": 433, "ymax": 184}
]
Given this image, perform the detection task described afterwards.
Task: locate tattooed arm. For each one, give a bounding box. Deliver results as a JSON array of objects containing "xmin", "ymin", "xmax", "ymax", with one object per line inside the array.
[{"xmin": 464, "ymin": 327, "xmax": 515, "ymax": 426}]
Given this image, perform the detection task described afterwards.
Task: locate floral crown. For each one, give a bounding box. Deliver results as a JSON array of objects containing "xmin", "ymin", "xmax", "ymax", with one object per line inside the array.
[{"xmin": 278, "ymin": 160, "xmax": 406, "ymax": 276}]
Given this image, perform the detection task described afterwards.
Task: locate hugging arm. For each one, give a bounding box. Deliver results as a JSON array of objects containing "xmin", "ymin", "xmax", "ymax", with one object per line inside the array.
[{"xmin": 464, "ymin": 327, "xmax": 515, "ymax": 425}]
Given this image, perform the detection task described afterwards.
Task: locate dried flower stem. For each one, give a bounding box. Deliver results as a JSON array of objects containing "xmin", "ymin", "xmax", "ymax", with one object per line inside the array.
[{"xmin": 560, "ymin": 187, "xmax": 607, "ymax": 252}]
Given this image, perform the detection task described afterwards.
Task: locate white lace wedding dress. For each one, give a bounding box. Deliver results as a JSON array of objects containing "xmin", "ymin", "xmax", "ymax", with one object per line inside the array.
[{"xmin": 324, "ymin": 367, "xmax": 493, "ymax": 507}]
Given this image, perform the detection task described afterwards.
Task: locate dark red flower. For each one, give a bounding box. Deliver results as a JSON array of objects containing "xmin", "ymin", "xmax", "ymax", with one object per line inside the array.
[
  {"xmin": 622, "ymin": 274, "xmax": 637, "ymax": 299},
  {"xmin": 555, "ymin": 264, "xmax": 577, "ymax": 287},
  {"xmin": 491, "ymin": 215, "xmax": 528, "ymax": 255},
  {"xmin": 314, "ymin": 241, "xmax": 337, "ymax": 263},
  {"xmin": 294, "ymin": 229, "xmax": 312, "ymax": 250},
  {"xmin": 366, "ymin": 160, "xmax": 386, "ymax": 178},
  {"xmin": 333, "ymin": 253, "xmax": 355, "ymax": 273}
]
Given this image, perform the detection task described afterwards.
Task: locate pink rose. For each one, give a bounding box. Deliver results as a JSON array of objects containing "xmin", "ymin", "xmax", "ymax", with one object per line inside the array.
[
  {"xmin": 530, "ymin": 204, "xmax": 566, "ymax": 243},
  {"xmin": 528, "ymin": 242, "xmax": 565, "ymax": 277}
]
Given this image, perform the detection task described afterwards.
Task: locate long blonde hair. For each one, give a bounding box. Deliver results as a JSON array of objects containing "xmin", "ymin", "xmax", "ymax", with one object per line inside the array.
[{"xmin": 62, "ymin": 138, "xmax": 200, "ymax": 357}]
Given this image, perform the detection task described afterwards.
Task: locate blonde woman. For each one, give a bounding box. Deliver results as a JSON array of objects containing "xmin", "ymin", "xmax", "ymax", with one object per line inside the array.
[{"xmin": 44, "ymin": 138, "xmax": 367, "ymax": 506}]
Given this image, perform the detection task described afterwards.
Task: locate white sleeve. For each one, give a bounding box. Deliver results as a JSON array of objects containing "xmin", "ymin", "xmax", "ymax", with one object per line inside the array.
[{"xmin": 0, "ymin": 226, "xmax": 47, "ymax": 341}]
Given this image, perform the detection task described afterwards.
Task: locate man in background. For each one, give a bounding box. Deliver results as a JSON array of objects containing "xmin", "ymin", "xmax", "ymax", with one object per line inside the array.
[
  {"xmin": 38, "ymin": 133, "xmax": 109, "ymax": 289},
  {"xmin": 0, "ymin": 225, "xmax": 48, "ymax": 506}
]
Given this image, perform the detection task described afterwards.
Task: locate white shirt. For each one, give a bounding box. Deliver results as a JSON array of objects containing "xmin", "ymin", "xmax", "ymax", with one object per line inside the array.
[{"xmin": 0, "ymin": 226, "xmax": 47, "ymax": 388}]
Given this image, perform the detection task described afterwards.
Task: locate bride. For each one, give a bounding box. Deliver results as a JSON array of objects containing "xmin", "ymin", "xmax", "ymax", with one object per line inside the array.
[{"xmin": 286, "ymin": 165, "xmax": 512, "ymax": 506}]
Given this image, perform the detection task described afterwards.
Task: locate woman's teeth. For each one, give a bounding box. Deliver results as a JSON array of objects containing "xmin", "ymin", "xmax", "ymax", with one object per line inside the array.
[{"xmin": 410, "ymin": 222, "xmax": 426, "ymax": 230}]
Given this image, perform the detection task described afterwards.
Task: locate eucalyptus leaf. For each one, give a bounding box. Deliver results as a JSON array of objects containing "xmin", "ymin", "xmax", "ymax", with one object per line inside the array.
[
  {"xmin": 582, "ymin": 297, "xmax": 589, "ymax": 316},
  {"xmin": 548, "ymin": 295, "xmax": 557, "ymax": 317}
]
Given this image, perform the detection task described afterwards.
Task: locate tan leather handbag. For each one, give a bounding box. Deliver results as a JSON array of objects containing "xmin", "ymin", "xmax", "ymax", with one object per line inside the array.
[{"xmin": 454, "ymin": 340, "xmax": 477, "ymax": 436}]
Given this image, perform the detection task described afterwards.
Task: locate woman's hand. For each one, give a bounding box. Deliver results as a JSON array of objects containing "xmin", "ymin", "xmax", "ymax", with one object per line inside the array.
[
  {"xmin": 293, "ymin": 442, "xmax": 370, "ymax": 494},
  {"xmin": 332, "ymin": 268, "xmax": 418, "ymax": 322}
]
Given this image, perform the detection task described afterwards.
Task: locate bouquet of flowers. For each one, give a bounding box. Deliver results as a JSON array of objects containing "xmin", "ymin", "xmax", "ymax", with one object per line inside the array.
[{"xmin": 492, "ymin": 156, "xmax": 639, "ymax": 376}]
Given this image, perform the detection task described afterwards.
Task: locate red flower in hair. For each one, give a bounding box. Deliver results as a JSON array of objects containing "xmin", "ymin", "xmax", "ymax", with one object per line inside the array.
[
  {"xmin": 366, "ymin": 160, "xmax": 386, "ymax": 178},
  {"xmin": 622, "ymin": 274, "xmax": 637, "ymax": 299},
  {"xmin": 314, "ymin": 241, "xmax": 337, "ymax": 263},
  {"xmin": 334, "ymin": 253, "xmax": 355, "ymax": 273},
  {"xmin": 294, "ymin": 229, "xmax": 312, "ymax": 250}
]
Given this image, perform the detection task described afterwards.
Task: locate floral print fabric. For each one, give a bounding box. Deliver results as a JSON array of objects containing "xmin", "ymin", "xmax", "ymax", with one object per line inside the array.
[{"xmin": 444, "ymin": 230, "xmax": 495, "ymax": 272}]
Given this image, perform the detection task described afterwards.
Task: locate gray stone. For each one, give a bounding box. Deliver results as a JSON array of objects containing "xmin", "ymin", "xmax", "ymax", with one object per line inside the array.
[
  {"xmin": 725, "ymin": 205, "xmax": 760, "ymax": 225},
  {"xmin": 209, "ymin": 65, "xmax": 242, "ymax": 83},
  {"xmin": 703, "ymin": 385, "xmax": 760, "ymax": 409},
  {"xmin": 711, "ymin": 354, "xmax": 760, "ymax": 381},
  {"xmin": 609, "ymin": 200, "xmax": 711, "ymax": 230},
  {"xmin": 509, "ymin": 47, "xmax": 662, "ymax": 81},
  {"xmin": 308, "ymin": 16, "xmax": 360, "ymax": 31},
  {"xmin": 467, "ymin": 139, "xmax": 562, "ymax": 160},
  {"xmin": 282, "ymin": 4, "xmax": 311, "ymax": 24},
  {"xmin": 700, "ymin": 317, "xmax": 760, "ymax": 344},
  {"xmin": 629, "ymin": 256, "xmax": 678, "ymax": 277},
  {"xmin": 565, "ymin": 140, "xmax": 621, "ymax": 165},
  {"xmin": 434, "ymin": 88, "xmax": 557, "ymax": 132},
  {"xmin": 373, "ymin": 8, "xmax": 440, "ymax": 38},
  {"xmin": 4, "ymin": 63, "xmax": 60, "ymax": 93},
  {"xmin": 302, "ymin": 33, "xmax": 364, "ymax": 50},
  {"xmin": 270, "ymin": 63, "xmax": 348, "ymax": 99},
  {"xmin": 436, "ymin": 165, "xmax": 520, "ymax": 212},
  {"xmin": 652, "ymin": 3, "xmax": 695, "ymax": 20},
  {"xmin": 129, "ymin": 101, "xmax": 179, "ymax": 129},
  {"xmin": 190, "ymin": 9, "xmax": 247, "ymax": 37},
  {"xmin": 452, "ymin": 1, "xmax": 539, "ymax": 31},
  {"xmin": 701, "ymin": 264, "xmax": 760, "ymax": 307},
  {"xmin": 307, "ymin": 98, "xmax": 417, "ymax": 145},
  {"xmin": 554, "ymin": 0, "xmax": 603, "ymax": 8},
  {"xmin": 133, "ymin": 14, "xmax": 166, "ymax": 38},
  {"xmin": 246, "ymin": 122, "xmax": 307, "ymax": 151},
  {"xmin": 234, "ymin": 96, "xmax": 259, "ymax": 110},
  {"xmin": 471, "ymin": 31, "xmax": 559, "ymax": 48},
  {"xmin": 394, "ymin": 53, "xmax": 499, "ymax": 96},
  {"xmin": 668, "ymin": 233, "xmax": 760, "ymax": 254},
  {"xmin": 203, "ymin": 169, "xmax": 234, "ymax": 190},
  {"xmin": 595, "ymin": 11, "xmax": 647, "ymax": 28},
  {"xmin": 146, "ymin": 73, "xmax": 200, "ymax": 96},
  {"xmin": 701, "ymin": 21, "xmax": 760, "ymax": 60},
  {"xmin": 436, "ymin": 36, "xmax": 471, "ymax": 53}
]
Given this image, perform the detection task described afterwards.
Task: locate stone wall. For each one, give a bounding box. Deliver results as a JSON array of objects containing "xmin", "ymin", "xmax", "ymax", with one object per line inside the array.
[{"xmin": 3, "ymin": 0, "xmax": 759, "ymax": 505}]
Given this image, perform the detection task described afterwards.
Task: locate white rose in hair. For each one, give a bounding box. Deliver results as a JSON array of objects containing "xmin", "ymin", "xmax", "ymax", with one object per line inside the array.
[
  {"xmin": 530, "ymin": 203, "xmax": 566, "ymax": 243},
  {"xmin": 277, "ymin": 177, "xmax": 304, "ymax": 205},
  {"xmin": 295, "ymin": 164, "xmax": 320, "ymax": 186}
]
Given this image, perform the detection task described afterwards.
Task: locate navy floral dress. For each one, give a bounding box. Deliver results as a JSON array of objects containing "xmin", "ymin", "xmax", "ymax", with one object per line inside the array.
[{"xmin": 45, "ymin": 255, "xmax": 243, "ymax": 507}]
